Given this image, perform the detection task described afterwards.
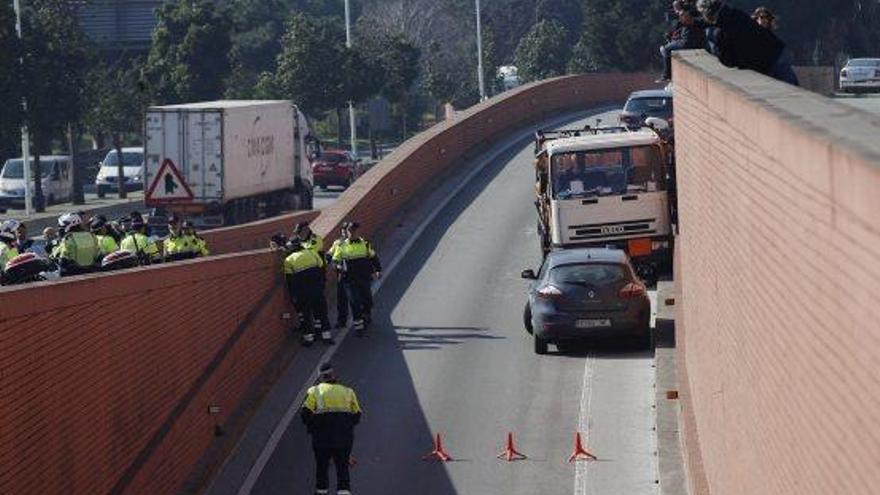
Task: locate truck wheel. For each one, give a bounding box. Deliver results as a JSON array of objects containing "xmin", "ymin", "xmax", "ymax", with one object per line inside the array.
[
  {"xmin": 534, "ymin": 335, "xmax": 548, "ymax": 355},
  {"xmin": 523, "ymin": 302, "xmax": 533, "ymax": 334}
]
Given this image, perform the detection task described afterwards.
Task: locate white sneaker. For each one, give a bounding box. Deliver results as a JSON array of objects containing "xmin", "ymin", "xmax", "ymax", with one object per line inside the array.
[{"xmin": 338, "ymin": 490, "xmax": 352, "ymax": 495}]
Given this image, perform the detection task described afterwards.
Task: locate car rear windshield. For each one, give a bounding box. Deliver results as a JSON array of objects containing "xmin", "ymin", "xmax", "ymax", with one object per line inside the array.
[
  {"xmin": 624, "ymin": 97, "xmax": 672, "ymax": 115},
  {"xmin": 550, "ymin": 263, "xmax": 628, "ymax": 285},
  {"xmin": 318, "ymin": 153, "xmax": 344, "ymax": 163},
  {"xmin": 848, "ymin": 59, "xmax": 880, "ymax": 67}
]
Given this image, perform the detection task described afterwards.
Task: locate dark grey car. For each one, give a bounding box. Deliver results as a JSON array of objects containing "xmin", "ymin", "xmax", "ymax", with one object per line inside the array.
[{"xmin": 521, "ymin": 248, "xmax": 652, "ymax": 354}]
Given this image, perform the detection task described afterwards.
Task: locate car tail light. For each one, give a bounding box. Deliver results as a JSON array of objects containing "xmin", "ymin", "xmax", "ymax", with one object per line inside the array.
[
  {"xmin": 619, "ymin": 282, "xmax": 647, "ymax": 299},
  {"xmin": 536, "ymin": 284, "xmax": 564, "ymax": 300}
]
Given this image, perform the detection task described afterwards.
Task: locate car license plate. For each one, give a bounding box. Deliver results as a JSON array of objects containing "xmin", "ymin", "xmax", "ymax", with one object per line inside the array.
[{"xmin": 576, "ymin": 319, "xmax": 611, "ymax": 329}]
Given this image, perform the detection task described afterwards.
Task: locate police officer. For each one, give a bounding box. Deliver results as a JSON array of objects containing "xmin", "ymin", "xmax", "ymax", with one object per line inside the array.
[
  {"xmin": 0, "ymin": 221, "xmax": 19, "ymax": 272},
  {"xmin": 11, "ymin": 220, "xmax": 33, "ymax": 253},
  {"xmin": 283, "ymin": 238, "xmax": 332, "ymax": 345},
  {"xmin": 327, "ymin": 223, "xmax": 352, "ymax": 329},
  {"xmin": 53, "ymin": 212, "xmax": 101, "ymax": 276},
  {"xmin": 295, "ymin": 221, "xmax": 324, "ymax": 256},
  {"xmin": 89, "ymin": 215, "xmax": 119, "ymax": 256},
  {"xmin": 164, "ymin": 215, "xmax": 198, "ymax": 261},
  {"xmin": 120, "ymin": 216, "xmax": 161, "ymax": 265},
  {"xmin": 332, "ymin": 222, "xmax": 381, "ymax": 335},
  {"xmin": 183, "ymin": 221, "xmax": 210, "ymax": 257},
  {"xmin": 301, "ymin": 362, "xmax": 361, "ymax": 495}
]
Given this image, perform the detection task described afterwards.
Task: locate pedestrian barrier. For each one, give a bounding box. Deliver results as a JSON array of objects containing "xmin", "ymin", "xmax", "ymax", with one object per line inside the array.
[
  {"xmin": 497, "ymin": 432, "xmax": 528, "ymax": 461},
  {"xmin": 423, "ymin": 432, "xmax": 454, "ymax": 462},
  {"xmin": 568, "ymin": 432, "xmax": 598, "ymax": 462}
]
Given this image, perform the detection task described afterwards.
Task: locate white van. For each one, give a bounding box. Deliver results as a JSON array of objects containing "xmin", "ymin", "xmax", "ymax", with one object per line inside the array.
[
  {"xmin": 95, "ymin": 147, "xmax": 145, "ymax": 197},
  {"xmin": 0, "ymin": 156, "xmax": 72, "ymax": 209}
]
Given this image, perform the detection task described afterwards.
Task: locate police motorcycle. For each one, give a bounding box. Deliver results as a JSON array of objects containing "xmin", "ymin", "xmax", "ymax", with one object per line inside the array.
[{"xmin": 0, "ymin": 252, "xmax": 59, "ymax": 285}]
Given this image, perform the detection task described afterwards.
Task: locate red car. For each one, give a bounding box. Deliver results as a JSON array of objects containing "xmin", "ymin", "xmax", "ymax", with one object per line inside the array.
[{"xmin": 312, "ymin": 150, "xmax": 363, "ymax": 190}]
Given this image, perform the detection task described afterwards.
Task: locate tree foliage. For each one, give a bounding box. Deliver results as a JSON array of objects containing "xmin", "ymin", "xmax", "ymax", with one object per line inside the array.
[
  {"xmin": 0, "ymin": 2, "xmax": 22, "ymax": 160},
  {"xmin": 514, "ymin": 20, "xmax": 571, "ymax": 82},
  {"xmin": 20, "ymin": 0, "xmax": 91, "ymax": 210},
  {"xmin": 144, "ymin": 0, "xmax": 232, "ymax": 104}
]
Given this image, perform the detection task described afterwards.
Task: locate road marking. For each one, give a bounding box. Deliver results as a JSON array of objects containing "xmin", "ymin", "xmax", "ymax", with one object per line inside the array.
[
  {"xmin": 574, "ymin": 353, "xmax": 595, "ymax": 495},
  {"xmin": 232, "ymin": 110, "xmax": 602, "ymax": 495}
]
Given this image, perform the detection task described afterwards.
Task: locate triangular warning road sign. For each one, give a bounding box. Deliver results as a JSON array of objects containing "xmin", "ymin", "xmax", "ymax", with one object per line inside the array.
[{"xmin": 146, "ymin": 159, "xmax": 194, "ymax": 203}]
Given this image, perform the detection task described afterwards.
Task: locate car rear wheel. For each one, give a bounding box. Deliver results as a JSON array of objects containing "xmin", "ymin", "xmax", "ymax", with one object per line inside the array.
[
  {"xmin": 534, "ymin": 334, "xmax": 548, "ymax": 355},
  {"xmin": 523, "ymin": 302, "xmax": 533, "ymax": 334}
]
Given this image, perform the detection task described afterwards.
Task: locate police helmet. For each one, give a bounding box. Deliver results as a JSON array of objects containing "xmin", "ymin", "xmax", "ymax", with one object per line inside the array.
[
  {"xmin": 58, "ymin": 212, "xmax": 83, "ymax": 229},
  {"xmin": 90, "ymin": 215, "xmax": 108, "ymax": 230}
]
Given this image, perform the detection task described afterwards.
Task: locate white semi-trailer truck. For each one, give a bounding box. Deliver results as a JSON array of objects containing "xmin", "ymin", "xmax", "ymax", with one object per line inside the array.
[{"xmin": 143, "ymin": 100, "xmax": 319, "ymax": 228}]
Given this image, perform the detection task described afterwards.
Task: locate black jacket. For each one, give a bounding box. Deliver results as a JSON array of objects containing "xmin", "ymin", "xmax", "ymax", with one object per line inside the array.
[{"xmin": 713, "ymin": 4, "xmax": 784, "ymax": 74}]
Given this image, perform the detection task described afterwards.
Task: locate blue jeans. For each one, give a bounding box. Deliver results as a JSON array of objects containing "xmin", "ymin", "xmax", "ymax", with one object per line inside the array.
[{"xmin": 660, "ymin": 40, "xmax": 687, "ymax": 79}]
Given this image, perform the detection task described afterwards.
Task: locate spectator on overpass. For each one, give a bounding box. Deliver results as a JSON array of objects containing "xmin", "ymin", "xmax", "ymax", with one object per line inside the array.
[
  {"xmin": 696, "ymin": 0, "xmax": 799, "ymax": 86},
  {"xmin": 752, "ymin": 6, "xmax": 777, "ymax": 31},
  {"xmin": 658, "ymin": 2, "xmax": 706, "ymax": 82},
  {"xmin": 301, "ymin": 362, "xmax": 361, "ymax": 495}
]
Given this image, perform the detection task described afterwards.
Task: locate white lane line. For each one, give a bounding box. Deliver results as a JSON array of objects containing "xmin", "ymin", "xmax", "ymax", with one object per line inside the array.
[
  {"xmin": 233, "ymin": 111, "xmax": 596, "ymax": 495},
  {"xmin": 574, "ymin": 353, "xmax": 595, "ymax": 495}
]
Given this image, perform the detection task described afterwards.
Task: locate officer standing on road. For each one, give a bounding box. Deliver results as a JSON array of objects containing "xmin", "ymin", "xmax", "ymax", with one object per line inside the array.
[
  {"xmin": 302, "ymin": 362, "xmax": 362, "ymax": 495},
  {"xmin": 295, "ymin": 221, "xmax": 324, "ymax": 256},
  {"xmin": 283, "ymin": 238, "xmax": 333, "ymax": 345},
  {"xmin": 53, "ymin": 212, "xmax": 101, "ymax": 276},
  {"xmin": 331, "ymin": 222, "xmax": 381, "ymax": 335},
  {"xmin": 90, "ymin": 215, "xmax": 119, "ymax": 256},
  {"xmin": 327, "ymin": 223, "xmax": 352, "ymax": 329},
  {"xmin": 120, "ymin": 216, "xmax": 161, "ymax": 265}
]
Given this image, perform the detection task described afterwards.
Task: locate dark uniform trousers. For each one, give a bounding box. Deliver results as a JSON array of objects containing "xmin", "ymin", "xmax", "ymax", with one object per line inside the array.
[{"xmin": 314, "ymin": 446, "xmax": 352, "ymax": 491}]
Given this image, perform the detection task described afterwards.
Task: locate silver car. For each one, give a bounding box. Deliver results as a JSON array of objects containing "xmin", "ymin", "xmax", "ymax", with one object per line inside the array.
[
  {"xmin": 522, "ymin": 248, "xmax": 652, "ymax": 354},
  {"xmin": 840, "ymin": 58, "xmax": 880, "ymax": 94}
]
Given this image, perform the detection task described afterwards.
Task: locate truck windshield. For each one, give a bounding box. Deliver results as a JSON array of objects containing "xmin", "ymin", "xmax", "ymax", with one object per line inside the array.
[
  {"xmin": 1, "ymin": 160, "xmax": 52, "ymax": 179},
  {"xmin": 550, "ymin": 145, "xmax": 664, "ymax": 199}
]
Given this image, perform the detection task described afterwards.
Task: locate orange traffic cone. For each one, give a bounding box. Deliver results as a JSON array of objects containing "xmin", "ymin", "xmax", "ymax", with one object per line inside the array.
[
  {"xmin": 423, "ymin": 432, "xmax": 454, "ymax": 462},
  {"xmin": 567, "ymin": 432, "xmax": 597, "ymax": 462},
  {"xmin": 497, "ymin": 432, "xmax": 528, "ymax": 461}
]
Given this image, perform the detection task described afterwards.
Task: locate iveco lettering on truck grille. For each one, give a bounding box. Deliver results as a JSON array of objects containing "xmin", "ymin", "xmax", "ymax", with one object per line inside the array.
[
  {"xmin": 144, "ymin": 100, "xmax": 319, "ymax": 229},
  {"xmin": 532, "ymin": 120, "xmax": 676, "ymax": 281}
]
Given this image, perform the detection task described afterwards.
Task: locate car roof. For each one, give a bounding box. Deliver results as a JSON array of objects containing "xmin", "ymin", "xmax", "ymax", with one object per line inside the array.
[
  {"xmin": 627, "ymin": 89, "xmax": 673, "ymax": 99},
  {"xmin": 545, "ymin": 129, "xmax": 660, "ymax": 154},
  {"xmin": 847, "ymin": 58, "xmax": 880, "ymax": 63},
  {"xmin": 546, "ymin": 248, "xmax": 629, "ymax": 267}
]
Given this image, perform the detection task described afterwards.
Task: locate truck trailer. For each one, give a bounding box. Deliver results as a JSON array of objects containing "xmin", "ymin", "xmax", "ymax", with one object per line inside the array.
[{"xmin": 143, "ymin": 100, "xmax": 318, "ymax": 229}]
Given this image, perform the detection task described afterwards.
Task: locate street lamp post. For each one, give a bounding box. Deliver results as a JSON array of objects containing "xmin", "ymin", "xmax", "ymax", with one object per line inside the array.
[
  {"xmin": 13, "ymin": 0, "xmax": 32, "ymax": 215},
  {"xmin": 475, "ymin": 0, "xmax": 486, "ymax": 101},
  {"xmin": 344, "ymin": 0, "xmax": 358, "ymax": 157}
]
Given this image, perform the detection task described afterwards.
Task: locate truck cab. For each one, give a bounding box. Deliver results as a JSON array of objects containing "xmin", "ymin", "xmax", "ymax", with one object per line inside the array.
[{"xmin": 534, "ymin": 125, "xmax": 674, "ymax": 279}]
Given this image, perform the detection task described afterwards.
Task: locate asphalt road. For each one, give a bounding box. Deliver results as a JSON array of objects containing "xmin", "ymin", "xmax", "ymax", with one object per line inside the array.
[{"xmin": 247, "ymin": 110, "xmax": 660, "ymax": 495}]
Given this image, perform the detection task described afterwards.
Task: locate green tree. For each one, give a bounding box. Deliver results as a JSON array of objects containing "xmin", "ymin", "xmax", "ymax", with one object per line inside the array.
[
  {"xmin": 144, "ymin": 0, "xmax": 232, "ymax": 104},
  {"xmin": 514, "ymin": 19, "xmax": 571, "ymax": 82},
  {"xmin": 359, "ymin": 30, "xmax": 420, "ymax": 136},
  {"xmin": 20, "ymin": 0, "xmax": 90, "ymax": 211},
  {"xmin": 85, "ymin": 62, "xmax": 149, "ymax": 199},
  {"xmin": 274, "ymin": 14, "xmax": 349, "ymax": 143},
  {"xmin": 0, "ymin": 2, "xmax": 23, "ymax": 162}
]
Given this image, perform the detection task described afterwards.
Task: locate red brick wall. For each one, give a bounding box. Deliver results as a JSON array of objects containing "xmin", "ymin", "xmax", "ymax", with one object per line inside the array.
[
  {"xmin": 201, "ymin": 210, "xmax": 319, "ymax": 255},
  {"xmin": 0, "ymin": 72, "xmax": 656, "ymax": 495},
  {"xmin": 673, "ymin": 51, "xmax": 880, "ymax": 495}
]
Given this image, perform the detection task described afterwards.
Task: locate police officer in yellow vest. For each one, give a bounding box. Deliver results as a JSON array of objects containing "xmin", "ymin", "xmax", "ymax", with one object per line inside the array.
[
  {"xmin": 183, "ymin": 221, "xmax": 210, "ymax": 257},
  {"xmin": 331, "ymin": 222, "xmax": 381, "ymax": 335},
  {"xmin": 120, "ymin": 216, "xmax": 161, "ymax": 265},
  {"xmin": 327, "ymin": 223, "xmax": 351, "ymax": 329},
  {"xmin": 295, "ymin": 221, "xmax": 324, "ymax": 256},
  {"xmin": 283, "ymin": 238, "xmax": 333, "ymax": 345},
  {"xmin": 53, "ymin": 212, "xmax": 101, "ymax": 276},
  {"xmin": 89, "ymin": 215, "xmax": 119, "ymax": 257},
  {"xmin": 0, "ymin": 221, "xmax": 19, "ymax": 272},
  {"xmin": 163, "ymin": 215, "xmax": 206, "ymax": 261},
  {"xmin": 302, "ymin": 362, "xmax": 361, "ymax": 495}
]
